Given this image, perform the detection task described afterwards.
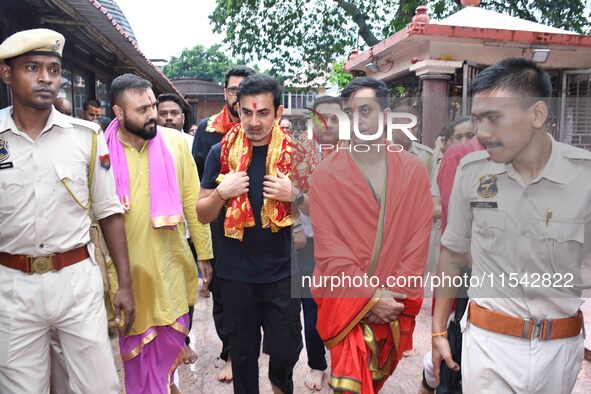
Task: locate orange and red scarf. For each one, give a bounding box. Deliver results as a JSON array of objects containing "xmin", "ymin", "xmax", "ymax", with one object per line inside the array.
[
  {"xmin": 216, "ymin": 122, "xmax": 294, "ymax": 241},
  {"xmin": 206, "ymin": 105, "xmax": 237, "ymax": 135}
]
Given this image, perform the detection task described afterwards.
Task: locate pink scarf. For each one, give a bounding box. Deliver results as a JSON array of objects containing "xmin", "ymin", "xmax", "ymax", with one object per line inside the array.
[{"xmin": 104, "ymin": 119, "xmax": 184, "ymax": 228}]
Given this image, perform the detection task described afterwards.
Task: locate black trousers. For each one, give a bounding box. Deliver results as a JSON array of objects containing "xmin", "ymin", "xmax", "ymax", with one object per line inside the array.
[
  {"xmin": 221, "ymin": 277, "xmax": 303, "ymax": 394},
  {"xmin": 301, "ymin": 298, "xmax": 327, "ymax": 371},
  {"xmin": 185, "ymin": 240, "xmax": 229, "ymax": 361},
  {"xmin": 210, "ymin": 258, "xmax": 230, "ymax": 360}
]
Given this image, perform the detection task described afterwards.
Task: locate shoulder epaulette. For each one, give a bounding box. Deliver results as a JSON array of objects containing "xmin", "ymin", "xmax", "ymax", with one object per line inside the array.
[
  {"xmin": 459, "ymin": 150, "xmax": 489, "ymax": 169},
  {"xmin": 69, "ymin": 117, "xmax": 101, "ymax": 134},
  {"xmin": 560, "ymin": 142, "xmax": 591, "ymax": 161},
  {"xmin": 414, "ymin": 142, "xmax": 434, "ymax": 155}
]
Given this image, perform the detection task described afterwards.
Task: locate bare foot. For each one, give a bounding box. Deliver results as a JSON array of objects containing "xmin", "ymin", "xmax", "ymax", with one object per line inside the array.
[
  {"xmin": 217, "ymin": 359, "xmax": 233, "ymax": 382},
  {"xmin": 271, "ymin": 383, "xmax": 284, "ymax": 394},
  {"xmin": 402, "ymin": 349, "xmax": 413, "ymax": 358},
  {"xmin": 182, "ymin": 345, "xmax": 197, "ymax": 364},
  {"xmin": 170, "ymin": 383, "xmax": 181, "ymax": 394},
  {"xmin": 304, "ymin": 368, "xmax": 324, "ymax": 391},
  {"xmin": 418, "ymin": 384, "xmax": 435, "ymax": 394}
]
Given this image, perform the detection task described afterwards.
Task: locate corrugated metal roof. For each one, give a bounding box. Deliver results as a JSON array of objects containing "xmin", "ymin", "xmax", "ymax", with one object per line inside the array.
[
  {"xmin": 14, "ymin": 0, "xmax": 185, "ymax": 101},
  {"xmin": 95, "ymin": 0, "xmax": 136, "ymax": 42},
  {"xmin": 63, "ymin": 0, "xmax": 178, "ymax": 94}
]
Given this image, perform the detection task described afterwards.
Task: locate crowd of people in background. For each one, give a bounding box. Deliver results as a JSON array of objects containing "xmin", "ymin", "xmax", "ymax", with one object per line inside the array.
[{"xmin": 0, "ymin": 27, "xmax": 590, "ymax": 394}]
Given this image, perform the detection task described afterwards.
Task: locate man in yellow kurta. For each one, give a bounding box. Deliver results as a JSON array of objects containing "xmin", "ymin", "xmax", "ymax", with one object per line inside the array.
[{"xmin": 105, "ymin": 74, "xmax": 213, "ymax": 394}]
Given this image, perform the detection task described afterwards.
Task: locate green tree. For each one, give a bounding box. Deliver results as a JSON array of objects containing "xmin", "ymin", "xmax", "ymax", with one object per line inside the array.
[
  {"xmin": 329, "ymin": 59, "xmax": 354, "ymax": 91},
  {"xmin": 163, "ymin": 44, "xmax": 235, "ymax": 84},
  {"xmin": 210, "ymin": 0, "xmax": 590, "ymax": 84}
]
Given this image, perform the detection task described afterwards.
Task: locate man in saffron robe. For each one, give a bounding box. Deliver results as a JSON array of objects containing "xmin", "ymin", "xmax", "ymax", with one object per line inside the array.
[
  {"xmin": 310, "ymin": 77, "xmax": 433, "ymax": 393},
  {"xmin": 106, "ymin": 74, "xmax": 213, "ymax": 394}
]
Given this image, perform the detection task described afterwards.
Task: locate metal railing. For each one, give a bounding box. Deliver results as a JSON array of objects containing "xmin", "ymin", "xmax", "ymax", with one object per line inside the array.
[{"xmin": 283, "ymin": 92, "xmax": 318, "ymax": 109}]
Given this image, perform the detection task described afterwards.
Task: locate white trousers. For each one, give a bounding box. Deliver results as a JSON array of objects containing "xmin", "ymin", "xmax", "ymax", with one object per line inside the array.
[
  {"xmin": 0, "ymin": 258, "xmax": 119, "ymax": 394},
  {"xmin": 50, "ymin": 329, "xmax": 75, "ymax": 394},
  {"xmin": 462, "ymin": 323, "xmax": 584, "ymax": 393}
]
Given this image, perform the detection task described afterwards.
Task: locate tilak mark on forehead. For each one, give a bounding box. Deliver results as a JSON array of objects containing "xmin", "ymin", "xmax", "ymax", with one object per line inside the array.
[{"xmin": 253, "ymin": 102, "xmax": 257, "ymax": 110}]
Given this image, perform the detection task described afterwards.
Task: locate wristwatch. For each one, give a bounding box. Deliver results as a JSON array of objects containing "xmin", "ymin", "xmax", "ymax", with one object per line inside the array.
[{"xmin": 294, "ymin": 192, "xmax": 305, "ymax": 207}]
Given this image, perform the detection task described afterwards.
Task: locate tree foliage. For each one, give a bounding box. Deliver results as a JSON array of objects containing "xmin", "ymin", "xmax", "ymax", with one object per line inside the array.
[
  {"xmin": 328, "ymin": 60, "xmax": 354, "ymax": 91},
  {"xmin": 163, "ymin": 44, "xmax": 235, "ymax": 84},
  {"xmin": 210, "ymin": 0, "xmax": 591, "ymax": 84}
]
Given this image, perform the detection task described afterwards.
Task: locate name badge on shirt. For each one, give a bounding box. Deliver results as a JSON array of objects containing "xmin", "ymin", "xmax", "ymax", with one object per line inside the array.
[
  {"xmin": 0, "ymin": 162, "xmax": 14, "ymax": 170},
  {"xmin": 471, "ymin": 201, "xmax": 498, "ymax": 209}
]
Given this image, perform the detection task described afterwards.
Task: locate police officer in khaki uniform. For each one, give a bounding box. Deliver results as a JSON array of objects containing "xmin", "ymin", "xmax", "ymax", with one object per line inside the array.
[
  {"xmin": 432, "ymin": 58, "xmax": 590, "ymax": 393},
  {"xmin": 0, "ymin": 29, "xmax": 135, "ymax": 393},
  {"xmin": 392, "ymin": 105, "xmax": 435, "ymax": 178},
  {"xmin": 409, "ymin": 140, "xmax": 435, "ymax": 177}
]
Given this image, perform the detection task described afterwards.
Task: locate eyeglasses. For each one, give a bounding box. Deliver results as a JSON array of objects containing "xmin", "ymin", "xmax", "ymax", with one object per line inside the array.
[{"xmin": 226, "ymin": 87, "xmax": 238, "ymax": 96}]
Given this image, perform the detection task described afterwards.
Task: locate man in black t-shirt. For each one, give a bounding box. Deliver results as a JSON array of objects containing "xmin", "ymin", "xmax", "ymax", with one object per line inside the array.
[
  {"xmin": 192, "ymin": 65, "xmax": 255, "ymax": 382},
  {"xmin": 197, "ymin": 75, "xmax": 302, "ymax": 394}
]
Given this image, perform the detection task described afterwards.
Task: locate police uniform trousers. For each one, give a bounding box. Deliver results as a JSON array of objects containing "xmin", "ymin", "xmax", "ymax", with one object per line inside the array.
[
  {"xmin": 0, "ymin": 257, "xmax": 119, "ymax": 394},
  {"xmin": 461, "ymin": 316, "xmax": 584, "ymax": 393}
]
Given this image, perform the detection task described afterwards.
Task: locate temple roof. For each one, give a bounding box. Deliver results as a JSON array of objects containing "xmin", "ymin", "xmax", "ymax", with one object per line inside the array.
[{"xmin": 434, "ymin": 6, "xmax": 579, "ymax": 35}]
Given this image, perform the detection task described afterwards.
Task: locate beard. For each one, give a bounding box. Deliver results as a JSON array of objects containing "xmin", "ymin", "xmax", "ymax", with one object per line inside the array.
[
  {"xmin": 227, "ymin": 99, "xmax": 239, "ymax": 118},
  {"xmin": 124, "ymin": 116, "xmax": 157, "ymax": 140}
]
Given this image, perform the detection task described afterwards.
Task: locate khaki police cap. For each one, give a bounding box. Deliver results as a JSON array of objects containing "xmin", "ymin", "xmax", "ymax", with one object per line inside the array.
[{"xmin": 0, "ymin": 29, "xmax": 65, "ymax": 61}]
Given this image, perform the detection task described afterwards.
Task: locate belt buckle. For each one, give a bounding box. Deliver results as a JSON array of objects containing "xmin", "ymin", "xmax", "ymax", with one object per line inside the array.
[
  {"xmin": 30, "ymin": 256, "xmax": 54, "ymax": 274},
  {"xmin": 523, "ymin": 318, "xmax": 543, "ymax": 340},
  {"xmin": 531, "ymin": 320, "xmax": 542, "ymax": 340},
  {"xmin": 539, "ymin": 319, "xmax": 552, "ymax": 340}
]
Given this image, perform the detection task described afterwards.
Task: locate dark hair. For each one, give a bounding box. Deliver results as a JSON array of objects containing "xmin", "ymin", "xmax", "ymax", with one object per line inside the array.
[
  {"xmin": 312, "ymin": 95, "xmax": 341, "ymax": 112},
  {"xmin": 224, "ymin": 65, "xmax": 256, "ymax": 88},
  {"xmin": 3, "ymin": 58, "xmax": 15, "ymax": 68},
  {"xmin": 469, "ymin": 58, "xmax": 552, "ymax": 100},
  {"xmin": 109, "ymin": 73, "xmax": 152, "ymax": 106},
  {"xmin": 441, "ymin": 116, "xmax": 473, "ymax": 140},
  {"xmin": 83, "ymin": 98, "xmax": 101, "ymax": 110},
  {"xmin": 341, "ymin": 77, "xmax": 389, "ymax": 110},
  {"xmin": 236, "ymin": 74, "xmax": 282, "ymax": 110},
  {"xmin": 157, "ymin": 93, "xmax": 185, "ymax": 111}
]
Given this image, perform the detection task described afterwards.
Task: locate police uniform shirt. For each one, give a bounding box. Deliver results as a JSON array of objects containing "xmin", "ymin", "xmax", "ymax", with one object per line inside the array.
[
  {"xmin": 431, "ymin": 161, "xmax": 441, "ymax": 197},
  {"xmin": 0, "ymin": 106, "xmax": 124, "ymax": 256},
  {"xmin": 410, "ymin": 141, "xmax": 435, "ymax": 179},
  {"xmin": 441, "ymin": 135, "xmax": 591, "ymax": 320}
]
